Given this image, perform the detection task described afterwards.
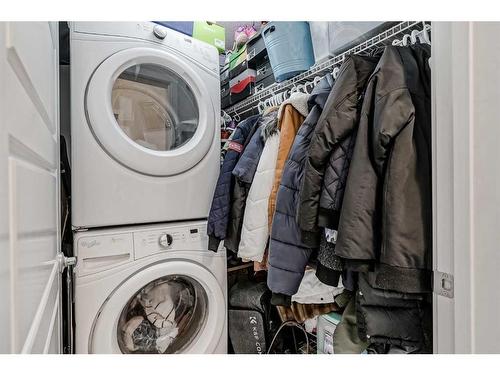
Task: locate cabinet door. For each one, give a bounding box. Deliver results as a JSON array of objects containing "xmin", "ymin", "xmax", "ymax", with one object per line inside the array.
[{"xmin": 0, "ymin": 22, "xmax": 61, "ymax": 353}]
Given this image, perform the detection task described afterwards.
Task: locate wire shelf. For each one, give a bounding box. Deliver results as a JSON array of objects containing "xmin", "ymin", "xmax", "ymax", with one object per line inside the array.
[{"xmin": 224, "ymin": 21, "xmax": 428, "ymax": 117}]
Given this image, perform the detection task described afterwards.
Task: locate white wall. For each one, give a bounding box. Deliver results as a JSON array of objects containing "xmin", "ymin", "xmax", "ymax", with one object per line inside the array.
[{"xmin": 469, "ymin": 22, "xmax": 500, "ymax": 353}]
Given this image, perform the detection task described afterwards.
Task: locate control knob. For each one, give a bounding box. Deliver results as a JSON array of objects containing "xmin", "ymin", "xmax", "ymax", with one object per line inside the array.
[
  {"xmin": 159, "ymin": 233, "xmax": 173, "ymax": 249},
  {"xmin": 153, "ymin": 25, "xmax": 167, "ymax": 40}
]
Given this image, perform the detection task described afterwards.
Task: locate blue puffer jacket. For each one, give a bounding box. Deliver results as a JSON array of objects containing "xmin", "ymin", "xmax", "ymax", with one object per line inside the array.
[
  {"xmin": 268, "ymin": 75, "xmax": 334, "ymax": 299},
  {"xmin": 207, "ymin": 115, "xmax": 261, "ymax": 251}
]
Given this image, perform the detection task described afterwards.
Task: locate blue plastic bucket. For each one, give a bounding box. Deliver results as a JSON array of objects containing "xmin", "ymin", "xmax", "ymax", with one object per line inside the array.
[{"xmin": 261, "ymin": 22, "xmax": 315, "ymax": 82}]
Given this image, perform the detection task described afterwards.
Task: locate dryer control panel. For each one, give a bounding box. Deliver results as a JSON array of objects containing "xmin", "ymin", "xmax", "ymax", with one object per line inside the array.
[
  {"xmin": 134, "ymin": 222, "xmax": 208, "ymax": 260},
  {"xmin": 71, "ymin": 22, "xmax": 219, "ymax": 74}
]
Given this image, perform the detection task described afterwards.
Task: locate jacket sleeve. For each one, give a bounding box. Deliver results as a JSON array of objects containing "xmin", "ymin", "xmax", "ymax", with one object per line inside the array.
[
  {"xmin": 207, "ymin": 149, "xmax": 239, "ymax": 251},
  {"xmin": 298, "ymin": 95, "xmax": 357, "ymax": 246},
  {"xmin": 370, "ymin": 88, "xmax": 414, "ymax": 176},
  {"xmin": 207, "ymin": 116, "xmax": 258, "ymax": 251}
]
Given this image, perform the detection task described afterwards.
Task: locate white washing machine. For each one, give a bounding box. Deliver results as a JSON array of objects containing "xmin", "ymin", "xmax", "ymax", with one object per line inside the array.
[
  {"xmin": 70, "ymin": 22, "xmax": 221, "ymax": 229},
  {"xmin": 74, "ymin": 220, "xmax": 227, "ymax": 354}
]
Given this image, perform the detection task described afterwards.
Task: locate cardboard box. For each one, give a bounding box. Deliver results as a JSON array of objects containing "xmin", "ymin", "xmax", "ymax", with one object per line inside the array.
[{"xmin": 193, "ymin": 21, "xmax": 225, "ymax": 53}]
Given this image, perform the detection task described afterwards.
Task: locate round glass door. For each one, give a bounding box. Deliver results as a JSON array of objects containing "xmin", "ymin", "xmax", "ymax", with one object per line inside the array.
[
  {"xmin": 111, "ymin": 64, "xmax": 199, "ymax": 152},
  {"xmin": 85, "ymin": 47, "xmax": 216, "ymax": 176},
  {"xmin": 116, "ymin": 275, "xmax": 208, "ymax": 354}
]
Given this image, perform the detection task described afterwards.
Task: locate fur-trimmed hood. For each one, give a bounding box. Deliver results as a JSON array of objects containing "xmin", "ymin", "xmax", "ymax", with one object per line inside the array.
[{"xmin": 260, "ymin": 108, "xmax": 279, "ymax": 142}]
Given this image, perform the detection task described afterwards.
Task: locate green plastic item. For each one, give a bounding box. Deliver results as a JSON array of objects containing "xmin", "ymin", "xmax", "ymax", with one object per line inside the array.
[
  {"xmin": 193, "ymin": 21, "xmax": 225, "ymax": 53},
  {"xmin": 229, "ymin": 45, "xmax": 247, "ymax": 70}
]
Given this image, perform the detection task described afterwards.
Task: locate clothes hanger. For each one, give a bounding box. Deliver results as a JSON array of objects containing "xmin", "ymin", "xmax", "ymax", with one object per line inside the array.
[
  {"xmin": 403, "ymin": 33, "xmax": 412, "ymax": 46},
  {"xmin": 221, "ymin": 110, "xmax": 231, "ymax": 123},
  {"xmin": 303, "ymin": 80, "xmax": 313, "ymax": 94},
  {"xmin": 257, "ymin": 100, "xmax": 265, "ymax": 114},
  {"xmin": 417, "ymin": 29, "xmax": 426, "ymax": 44},
  {"xmin": 332, "ymin": 66, "xmax": 340, "ymax": 80},
  {"xmin": 420, "ymin": 23, "xmax": 431, "ymax": 44},
  {"xmin": 410, "ymin": 29, "xmax": 421, "ymax": 45},
  {"xmin": 277, "ymin": 91, "xmax": 285, "ymax": 104},
  {"xmin": 271, "ymin": 93, "xmax": 277, "ymax": 107}
]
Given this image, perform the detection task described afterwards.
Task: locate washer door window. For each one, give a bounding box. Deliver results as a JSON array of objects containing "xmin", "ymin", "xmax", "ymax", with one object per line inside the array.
[
  {"xmin": 89, "ymin": 261, "xmax": 225, "ymax": 354},
  {"xmin": 86, "ymin": 47, "xmax": 215, "ymax": 176},
  {"xmin": 116, "ymin": 275, "xmax": 208, "ymax": 354}
]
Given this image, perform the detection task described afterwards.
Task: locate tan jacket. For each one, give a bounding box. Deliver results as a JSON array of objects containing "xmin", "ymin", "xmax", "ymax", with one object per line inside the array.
[{"xmin": 267, "ymin": 94, "xmax": 309, "ymax": 228}]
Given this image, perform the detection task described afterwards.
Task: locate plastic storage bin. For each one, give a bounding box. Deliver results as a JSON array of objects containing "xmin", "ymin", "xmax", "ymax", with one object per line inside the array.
[
  {"xmin": 193, "ymin": 21, "xmax": 225, "ymax": 53},
  {"xmin": 230, "ymin": 69, "xmax": 256, "ymax": 104},
  {"xmin": 310, "ymin": 22, "xmax": 391, "ymax": 63},
  {"xmin": 328, "ymin": 22, "xmax": 390, "ymax": 56},
  {"xmin": 316, "ymin": 312, "xmax": 342, "ymax": 354},
  {"xmin": 262, "ymin": 22, "xmax": 315, "ymax": 82},
  {"xmin": 230, "ymin": 69, "xmax": 256, "ymax": 94},
  {"xmin": 221, "ymin": 65, "xmax": 230, "ymax": 86},
  {"xmin": 254, "ymin": 59, "xmax": 275, "ymax": 93},
  {"xmin": 247, "ymin": 31, "xmax": 267, "ymax": 66},
  {"xmin": 309, "ymin": 22, "xmax": 332, "ymax": 63},
  {"xmin": 229, "ymin": 45, "xmax": 248, "ymax": 79}
]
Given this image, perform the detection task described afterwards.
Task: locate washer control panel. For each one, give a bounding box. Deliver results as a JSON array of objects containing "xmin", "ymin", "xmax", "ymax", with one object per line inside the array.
[{"xmin": 134, "ymin": 223, "xmax": 208, "ymax": 260}]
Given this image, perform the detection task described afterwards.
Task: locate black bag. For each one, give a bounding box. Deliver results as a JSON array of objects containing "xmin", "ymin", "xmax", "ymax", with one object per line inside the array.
[{"xmin": 228, "ymin": 280, "xmax": 276, "ymax": 354}]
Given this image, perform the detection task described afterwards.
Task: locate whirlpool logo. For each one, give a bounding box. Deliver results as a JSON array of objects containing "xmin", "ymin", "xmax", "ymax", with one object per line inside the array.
[{"xmin": 249, "ymin": 315, "xmax": 263, "ymax": 354}]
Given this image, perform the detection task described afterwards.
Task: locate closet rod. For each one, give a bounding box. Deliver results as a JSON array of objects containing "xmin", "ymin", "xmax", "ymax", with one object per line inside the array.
[{"xmin": 225, "ymin": 21, "xmax": 429, "ymax": 118}]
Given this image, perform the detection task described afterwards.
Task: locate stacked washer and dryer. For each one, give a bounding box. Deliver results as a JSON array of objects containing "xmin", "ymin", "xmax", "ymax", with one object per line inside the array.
[{"xmin": 70, "ymin": 22, "xmax": 226, "ymax": 353}]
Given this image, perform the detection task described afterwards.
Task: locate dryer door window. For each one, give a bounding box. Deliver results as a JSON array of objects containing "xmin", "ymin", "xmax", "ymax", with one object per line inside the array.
[
  {"xmin": 116, "ymin": 275, "xmax": 208, "ymax": 354},
  {"xmin": 112, "ymin": 64, "xmax": 199, "ymax": 152},
  {"xmin": 85, "ymin": 47, "xmax": 216, "ymax": 177}
]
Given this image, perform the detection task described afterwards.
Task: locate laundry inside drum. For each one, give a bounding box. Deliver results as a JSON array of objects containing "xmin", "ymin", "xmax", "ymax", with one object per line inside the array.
[{"xmin": 117, "ymin": 275, "xmax": 208, "ymax": 354}]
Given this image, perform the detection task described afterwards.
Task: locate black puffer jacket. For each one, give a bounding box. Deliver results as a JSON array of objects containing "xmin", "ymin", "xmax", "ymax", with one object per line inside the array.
[
  {"xmin": 336, "ymin": 44, "xmax": 432, "ymax": 294},
  {"xmin": 224, "ymin": 111, "xmax": 278, "ymax": 253},
  {"xmin": 298, "ymin": 55, "xmax": 379, "ymax": 246},
  {"xmin": 267, "ymin": 75, "xmax": 334, "ymax": 298},
  {"xmin": 356, "ymin": 273, "xmax": 432, "ymax": 353},
  {"xmin": 207, "ymin": 115, "xmax": 260, "ymax": 251}
]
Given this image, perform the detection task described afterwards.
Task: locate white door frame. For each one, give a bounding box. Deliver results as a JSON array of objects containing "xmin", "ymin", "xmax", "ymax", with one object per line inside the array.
[
  {"xmin": 433, "ymin": 21, "xmax": 500, "ymax": 354},
  {"xmin": 432, "ymin": 21, "xmax": 473, "ymax": 354}
]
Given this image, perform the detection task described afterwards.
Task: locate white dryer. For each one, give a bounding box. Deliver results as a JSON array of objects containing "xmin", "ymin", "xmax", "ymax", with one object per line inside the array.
[
  {"xmin": 74, "ymin": 221, "xmax": 227, "ymax": 354},
  {"xmin": 70, "ymin": 22, "xmax": 221, "ymax": 229}
]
